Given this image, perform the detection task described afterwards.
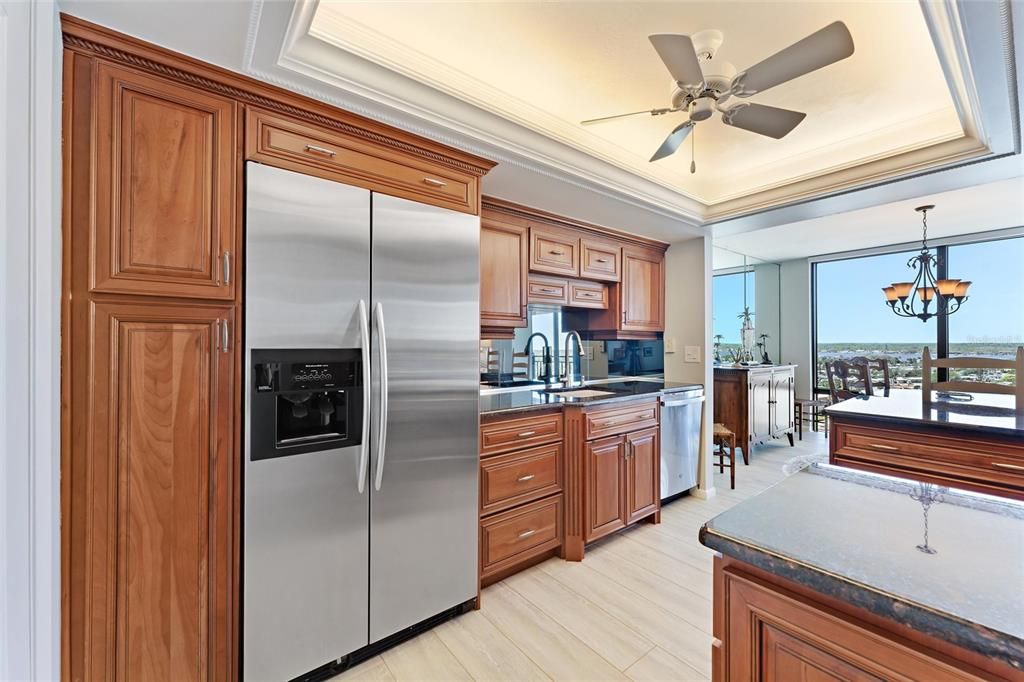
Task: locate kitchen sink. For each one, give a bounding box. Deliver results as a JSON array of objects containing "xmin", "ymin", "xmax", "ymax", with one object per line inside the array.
[{"xmin": 547, "ymin": 389, "xmax": 616, "ymax": 399}]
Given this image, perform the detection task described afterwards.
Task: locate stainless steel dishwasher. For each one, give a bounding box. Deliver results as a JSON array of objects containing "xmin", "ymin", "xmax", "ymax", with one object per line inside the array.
[{"xmin": 660, "ymin": 387, "xmax": 705, "ymax": 499}]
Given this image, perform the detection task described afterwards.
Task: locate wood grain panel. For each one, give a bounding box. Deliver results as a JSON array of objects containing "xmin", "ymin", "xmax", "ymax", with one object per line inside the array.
[
  {"xmin": 480, "ymin": 412, "xmax": 563, "ymax": 457},
  {"xmin": 93, "ymin": 61, "xmax": 236, "ymax": 300},
  {"xmin": 620, "ymin": 245, "xmax": 665, "ymax": 333},
  {"xmin": 529, "ymin": 227, "xmax": 579, "ymax": 277},
  {"xmin": 480, "ymin": 218, "xmax": 528, "ymax": 334},
  {"xmin": 584, "ymin": 435, "xmax": 626, "ymax": 542},
  {"xmin": 527, "ymin": 275, "xmax": 569, "ymax": 305},
  {"xmin": 584, "ymin": 399, "xmax": 659, "ymax": 440},
  {"xmin": 480, "ymin": 495, "xmax": 563, "ymax": 582},
  {"xmin": 480, "ymin": 443, "xmax": 562, "ymax": 515},
  {"xmin": 579, "ymin": 239, "xmax": 621, "ymax": 282},
  {"xmin": 625, "ymin": 427, "xmax": 660, "ymax": 524},
  {"xmin": 568, "ymin": 280, "xmax": 608, "ymax": 310}
]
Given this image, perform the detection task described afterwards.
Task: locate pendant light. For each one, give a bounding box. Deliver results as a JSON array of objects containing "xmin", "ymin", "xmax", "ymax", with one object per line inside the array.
[{"xmin": 882, "ymin": 205, "xmax": 970, "ymax": 322}]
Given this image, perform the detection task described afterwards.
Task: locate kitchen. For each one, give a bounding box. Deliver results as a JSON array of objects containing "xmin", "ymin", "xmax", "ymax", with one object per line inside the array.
[{"xmin": 3, "ymin": 2, "xmax": 1023, "ymax": 681}]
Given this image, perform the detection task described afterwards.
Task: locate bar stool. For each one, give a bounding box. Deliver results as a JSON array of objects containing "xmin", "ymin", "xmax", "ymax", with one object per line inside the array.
[
  {"xmin": 713, "ymin": 423, "xmax": 736, "ymax": 490},
  {"xmin": 795, "ymin": 398, "xmax": 828, "ymax": 440}
]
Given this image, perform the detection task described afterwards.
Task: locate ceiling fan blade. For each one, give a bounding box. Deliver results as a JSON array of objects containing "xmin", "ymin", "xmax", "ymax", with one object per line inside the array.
[
  {"xmin": 648, "ymin": 34, "xmax": 705, "ymax": 90},
  {"xmin": 580, "ymin": 107, "xmax": 675, "ymax": 126},
  {"xmin": 649, "ymin": 121, "xmax": 694, "ymax": 162},
  {"xmin": 720, "ymin": 103, "xmax": 806, "ymax": 139},
  {"xmin": 730, "ymin": 21, "xmax": 854, "ymax": 97}
]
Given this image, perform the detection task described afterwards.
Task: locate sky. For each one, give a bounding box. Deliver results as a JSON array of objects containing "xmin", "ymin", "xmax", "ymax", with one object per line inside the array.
[{"xmin": 713, "ymin": 236, "xmax": 1024, "ymax": 345}]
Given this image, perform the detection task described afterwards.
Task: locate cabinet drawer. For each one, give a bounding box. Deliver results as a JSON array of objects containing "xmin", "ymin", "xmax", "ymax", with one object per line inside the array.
[
  {"xmin": 568, "ymin": 280, "xmax": 608, "ymax": 309},
  {"xmin": 580, "ymin": 239, "xmax": 621, "ymax": 282},
  {"xmin": 481, "ymin": 411, "xmax": 563, "ymax": 457},
  {"xmin": 585, "ymin": 399, "xmax": 659, "ymax": 439},
  {"xmin": 481, "ymin": 443, "xmax": 562, "ymax": 515},
  {"xmin": 832, "ymin": 421, "xmax": 1024, "ymax": 499},
  {"xmin": 481, "ymin": 495, "xmax": 562, "ymax": 577},
  {"xmin": 530, "ymin": 228, "xmax": 579, "ymax": 276},
  {"xmin": 528, "ymin": 275, "xmax": 569, "ymax": 305},
  {"xmin": 247, "ymin": 109, "xmax": 474, "ymax": 213}
]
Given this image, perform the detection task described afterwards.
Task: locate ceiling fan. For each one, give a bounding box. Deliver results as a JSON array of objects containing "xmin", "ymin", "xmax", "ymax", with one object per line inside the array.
[{"xmin": 581, "ymin": 22, "xmax": 855, "ymax": 168}]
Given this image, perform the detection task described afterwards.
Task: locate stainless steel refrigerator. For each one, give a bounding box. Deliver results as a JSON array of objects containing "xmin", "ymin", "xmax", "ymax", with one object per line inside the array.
[{"xmin": 243, "ymin": 162, "xmax": 480, "ymax": 681}]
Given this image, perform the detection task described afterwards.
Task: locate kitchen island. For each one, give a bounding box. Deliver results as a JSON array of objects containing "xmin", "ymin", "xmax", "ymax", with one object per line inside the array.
[
  {"xmin": 827, "ymin": 389, "xmax": 1024, "ymax": 500},
  {"xmin": 700, "ymin": 463, "xmax": 1024, "ymax": 681}
]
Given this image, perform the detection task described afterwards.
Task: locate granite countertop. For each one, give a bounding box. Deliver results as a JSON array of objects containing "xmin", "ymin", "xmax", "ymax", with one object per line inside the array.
[
  {"xmin": 825, "ymin": 388, "xmax": 1024, "ymax": 436},
  {"xmin": 700, "ymin": 463, "xmax": 1024, "ymax": 670},
  {"xmin": 479, "ymin": 380, "xmax": 703, "ymax": 417}
]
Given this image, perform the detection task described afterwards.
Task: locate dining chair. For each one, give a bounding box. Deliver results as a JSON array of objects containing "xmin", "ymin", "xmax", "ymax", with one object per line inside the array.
[
  {"xmin": 826, "ymin": 359, "xmax": 873, "ymax": 403},
  {"xmin": 921, "ymin": 346, "xmax": 1024, "ymax": 411},
  {"xmin": 850, "ymin": 356, "xmax": 892, "ymax": 397}
]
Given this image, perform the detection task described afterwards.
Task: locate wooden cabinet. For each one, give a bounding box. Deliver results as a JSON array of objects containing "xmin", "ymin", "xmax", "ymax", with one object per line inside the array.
[
  {"xmin": 479, "ymin": 411, "xmax": 565, "ymax": 586},
  {"xmin": 715, "ymin": 557, "xmax": 998, "ymax": 681},
  {"xmin": 92, "ymin": 61, "xmax": 237, "ymax": 301},
  {"xmin": 568, "ymin": 280, "xmax": 608, "ymax": 310},
  {"xmin": 585, "ymin": 436, "xmax": 628, "ymax": 541},
  {"xmin": 528, "ymin": 274, "xmax": 570, "ymax": 305},
  {"xmin": 480, "ymin": 218, "xmax": 528, "ymax": 336},
  {"xmin": 829, "ymin": 418, "xmax": 1024, "ymax": 501},
  {"xmin": 714, "ymin": 366, "xmax": 796, "ymax": 461},
  {"xmin": 625, "ymin": 427, "xmax": 660, "ymax": 524},
  {"xmin": 620, "ymin": 245, "xmax": 665, "ymax": 333},
  {"xmin": 529, "ymin": 226, "xmax": 580, "ymax": 276},
  {"xmin": 580, "ymin": 238, "xmax": 621, "ymax": 282}
]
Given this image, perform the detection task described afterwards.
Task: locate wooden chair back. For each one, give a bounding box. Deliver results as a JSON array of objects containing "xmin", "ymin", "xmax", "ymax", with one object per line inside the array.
[
  {"xmin": 922, "ymin": 346, "xmax": 1024, "ymax": 411},
  {"xmin": 850, "ymin": 356, "xmax": 892, "ymax": 397},
  {"xmin": 826, "ymin": 359, "xmax": 873, "ymax": 402}
]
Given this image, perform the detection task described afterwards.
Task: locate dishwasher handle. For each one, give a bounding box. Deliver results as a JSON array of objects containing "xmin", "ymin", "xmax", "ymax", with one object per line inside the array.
[{"xmin": 660, "ymin": 395, "xmax": 705, "ymax": 408}]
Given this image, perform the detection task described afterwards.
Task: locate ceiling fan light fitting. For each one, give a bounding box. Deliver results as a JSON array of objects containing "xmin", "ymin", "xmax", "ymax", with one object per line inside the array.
[{"xmin": 690, "ymin": 98, "xmax": 715, "ymax": 121}]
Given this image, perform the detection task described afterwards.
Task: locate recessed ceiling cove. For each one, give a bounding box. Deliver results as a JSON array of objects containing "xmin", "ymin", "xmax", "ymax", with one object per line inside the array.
[{"xmin": 278, "ymin": 0, "xmax": 989, "ymax": 221}]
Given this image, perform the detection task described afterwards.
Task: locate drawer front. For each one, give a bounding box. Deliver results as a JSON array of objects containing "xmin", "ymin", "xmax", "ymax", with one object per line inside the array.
[
  {"xmin": 481, "ymin": 411, "xmax": 563, "ymax": 457},
  {"xmin": 481, "ymin": 495, "xmax": 562, "ymax": 575},
  {"xmin": 568, "ymin": 280, "xmax": 608, "ymax": 309},
  {"xmin": 832, "ymin": 421, "xmax": 1024, "ymax": 498},
  {"xmin": 580, "ymin": 239, "xmax": 621, "ymax": 282},
  {"xmin": 585, "ymin": 399, "xmax": 659, "ymax": 440},
  {"xmin": 247, "ymin": 109, "xmax": 475, "ymax": 213},
  {"xmin": 530, "ymin": 228, "xmax": 579, "ymax": 276},
  {"xmin": 528, "ymin": 275, "xmax": 569, "ymax": 305},
  {"xmin": 481, "ymin": 443, "xmax": 562, "ymax": 515}
]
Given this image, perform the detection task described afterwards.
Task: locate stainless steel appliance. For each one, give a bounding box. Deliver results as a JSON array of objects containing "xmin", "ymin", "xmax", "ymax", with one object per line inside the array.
[
  {"xmin": 243, "ymin": 162, "xmax": 479, "ymax": 681},
  {"xmin": 660, "ymin": 387, "xmax": 704, "ymax": 499}
]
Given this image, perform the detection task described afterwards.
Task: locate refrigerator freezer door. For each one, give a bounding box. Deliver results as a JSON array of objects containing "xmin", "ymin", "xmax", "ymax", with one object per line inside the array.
[
  {"xmin": 660, "ymin": 391, "xmax": 704, "ymax": 498},
  {"xmin": 243, "ymin": 162, "xmax": 372, "ymax": 681},
  {"xmin": 369, "ymin": 193, "xmax": 480, "ymax": 642}
]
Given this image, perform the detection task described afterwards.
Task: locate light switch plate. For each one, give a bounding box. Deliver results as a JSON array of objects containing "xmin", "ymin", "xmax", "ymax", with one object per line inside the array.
[
  {"xmin": 665, "ymin": 338, "xmax": 677, "ymax": 353},
  {"xmin": 684, "ymin": 345, "xmax": 701, "ymax": 363}
]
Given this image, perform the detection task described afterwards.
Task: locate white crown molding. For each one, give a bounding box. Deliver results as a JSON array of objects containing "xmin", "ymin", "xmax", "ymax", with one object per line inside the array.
[{"xmin": 242, "ymin": 0, "xmax": 1017, "ymax": 231}]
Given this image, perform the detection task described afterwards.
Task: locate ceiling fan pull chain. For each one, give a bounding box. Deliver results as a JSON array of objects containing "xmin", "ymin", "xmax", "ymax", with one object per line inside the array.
[{"xmin": 690, "ymin": 124, "xmax": 697, "ymax": 174}]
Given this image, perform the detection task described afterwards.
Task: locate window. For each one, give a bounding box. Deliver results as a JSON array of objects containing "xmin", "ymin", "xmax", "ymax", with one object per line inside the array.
[
  {"xmin": 813, "ymin": 234, "xmax": 1024, "ymax": 393},
  {"xmin": 713, "ymin": 271, "xmax": 754, "ymax": 359}
]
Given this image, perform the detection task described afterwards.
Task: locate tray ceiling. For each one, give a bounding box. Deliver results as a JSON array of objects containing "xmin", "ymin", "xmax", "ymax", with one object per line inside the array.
[{"xmin": 295, "ymin": 0, "xmax": 980, "ymax": 218}]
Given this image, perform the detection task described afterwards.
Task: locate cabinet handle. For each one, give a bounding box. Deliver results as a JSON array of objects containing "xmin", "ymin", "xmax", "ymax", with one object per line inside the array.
[
  {"xmin": 221, "ymin": 319, "xmax": 230, "ymax": 352},
  {"xmin": 549, "ymin": 250, "xmax": 565, "ymax": 255},
  {"xmin": 517, "ymin": 474, "xmax": 536, "ymax": 482},
  {"xmin": 304, "ymin": 143, "xmax": 336, "ymax": 157},
  {"xmin": 222, "ymin": 251, "xmax": 231, "ymax": 285},
  {"xmin": 540, "ymin": 288, "xmax": 558, "ymax": 294},
  {"xmin": 868, "ymin": 443, "xmax": 900, "ymax": 452},
  {"xmin": 992, "ymin": 461, "xmax": 1024, "ymax": 471},
  {"xmin": 595, "ymin": 258, "xmax": 609, "ymax": 263},
  {"xmin": 517, "ymin": 430, "xmax": 536, "ymax": 437},
  {"xmin": 422, "ymin": 177, "xmax": 447, "ymax": 188},
  {"xmin": 518, "ymin": 529, "xmax": 537, "ymax": 539}
]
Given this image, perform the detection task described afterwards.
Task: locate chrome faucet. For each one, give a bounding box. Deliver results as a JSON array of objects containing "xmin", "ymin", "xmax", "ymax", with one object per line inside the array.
[
  {"xmin": 523, "ymin": 332, "xmax": 553, "ymax": 384},
  {"xmin": 562, "ymin": 330, "xmax": 586, "ymax": 388}
]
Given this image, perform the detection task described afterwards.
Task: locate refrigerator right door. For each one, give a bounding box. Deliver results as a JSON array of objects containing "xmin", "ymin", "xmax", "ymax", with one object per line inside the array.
[{"xmin": 368, "ymin": 193, "xmax": 480, "ymax": 642}]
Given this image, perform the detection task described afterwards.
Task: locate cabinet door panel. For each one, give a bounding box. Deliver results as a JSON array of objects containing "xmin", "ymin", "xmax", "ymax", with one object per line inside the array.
[
  {"xmin": 749, "ymin": 373, "xmax": 772, "ymax": 444},
  {"xmin": 626, "ymin": 427, "xmax": 660, "ymax": 523},
  {"xmin": 76, "ymin": 302, "xmax": 235, "ymax": 682},
  {"xmin": 580, "ymin": 239, "xmax": 621, "ymax": 282},
  {"xmin": 94, "ymin": 61, "xmax": 236, "ymax": 299},
  {"xmin": 585, "ymin": 435, "xmax": 626, "ymax": 541},
  {"xmin": 621, "ymin": 246, "xmax": 665, "ymax": 332},
  {"xmin": 480, "ymin": 219, "xmax": 527, "ymax": 331},
  {"xmin": 530, "ymin": 227, "xmax": 579, "ymax": 276},
  {"xmin": 771, "ymin": 370, "xmax": 794, "ymax": 438}
]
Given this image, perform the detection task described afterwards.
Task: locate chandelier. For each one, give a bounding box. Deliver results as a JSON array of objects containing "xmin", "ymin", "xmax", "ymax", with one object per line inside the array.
[{"xmin": 882, "ymin": 205, "xmax": 970, "ymax": 322}]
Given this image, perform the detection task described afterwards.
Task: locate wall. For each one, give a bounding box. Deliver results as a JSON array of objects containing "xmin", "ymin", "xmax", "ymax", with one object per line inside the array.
[
  {"xmin": 778, "ymin": 258, "xmax": 814, "ymax": 398},
  {"xmin": 754, "ymin": 262, "xmax": 781, "ymax": 362},
  {"xmin": 664, "ymin": 236, "xmax": 716, "ymax": 496},
  {"xmin": 1, "ymin": 2, "xmax": 62, "ymax": 679}
]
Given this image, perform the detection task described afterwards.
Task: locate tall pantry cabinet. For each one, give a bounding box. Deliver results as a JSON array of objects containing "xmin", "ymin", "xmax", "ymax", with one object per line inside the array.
[{"xmin": 60, "ymin": 14, "xmax": 494, "ymax": 682}]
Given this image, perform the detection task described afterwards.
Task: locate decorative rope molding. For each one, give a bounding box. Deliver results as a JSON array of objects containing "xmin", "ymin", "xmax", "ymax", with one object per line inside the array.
[{"xmin": 62, "ymin": 32, "xmax": 495, "ymax": 177}]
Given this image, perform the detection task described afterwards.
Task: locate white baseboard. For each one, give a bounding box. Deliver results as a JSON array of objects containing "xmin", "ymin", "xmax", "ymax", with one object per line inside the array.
[{"xmin": 691, "ymin": 487, "xmax": 717, "ymax": 500}]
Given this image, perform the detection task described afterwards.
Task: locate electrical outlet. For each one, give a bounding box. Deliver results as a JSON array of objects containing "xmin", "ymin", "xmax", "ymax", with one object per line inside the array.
[{"xmin": 684, "ymin": 345, "xmax": 701, "ymax": 363}]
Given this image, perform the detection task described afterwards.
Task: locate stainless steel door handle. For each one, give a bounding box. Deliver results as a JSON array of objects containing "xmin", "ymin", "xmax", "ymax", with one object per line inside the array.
[
  {"xmin": 357, "ymin": 300, "xmax": 371, "ymax": 493},
  {"xmin": 660, "ymin": 396, "xmax": 705, "ymax": 407},
  {"xmin": 374, "ymin": 301, "xmax": 389, "ymax": 491}
]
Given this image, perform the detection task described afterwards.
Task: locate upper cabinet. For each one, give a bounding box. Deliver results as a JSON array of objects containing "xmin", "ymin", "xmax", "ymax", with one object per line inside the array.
[
  {"xmin": 92, "ymin": 61, "xmax": 238, "ymax": 300},
  {"xmin": 482, "ymin": 198, "xmax": 667, "ymax": 339},
  {"xmin": 529, "ymin": 226, "xmax": 580, "ymax": 277},
  {"xmin": 480, "ymin": 217, "xmax": 528, "ymax": 336}
]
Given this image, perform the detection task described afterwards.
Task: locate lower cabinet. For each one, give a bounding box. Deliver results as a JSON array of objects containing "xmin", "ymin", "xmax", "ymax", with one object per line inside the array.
[
  {"xmin": 65, "ymin": 301, "xmax": 237, "ymax": 682},
  {"xmin": 585, "ymin": 436, "xmax": 628, "ymax": 541},
  {"xmin": 625, "ymin": 427, "xmax": 660, "ymax": 524},
  {"xmin": 715, "ymin": 557, "xmax": 998, "ymax": 681}
]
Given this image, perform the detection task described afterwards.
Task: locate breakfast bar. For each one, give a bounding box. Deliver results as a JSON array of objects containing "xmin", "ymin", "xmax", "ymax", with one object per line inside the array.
[{"xmin": 827, "ymin": 389, "xmax": 1024, "ymax": 500}]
